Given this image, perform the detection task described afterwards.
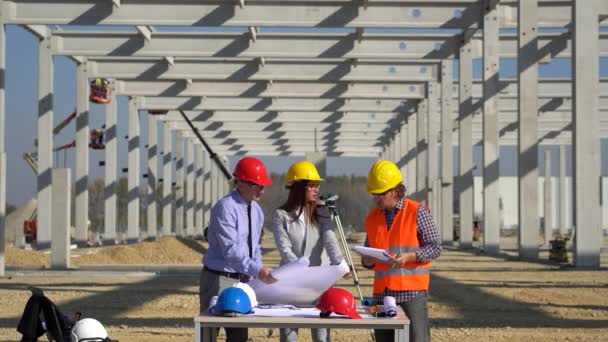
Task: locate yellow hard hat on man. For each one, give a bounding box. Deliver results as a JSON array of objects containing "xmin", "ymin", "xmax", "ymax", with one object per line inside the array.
[
  {"xmin": 366, "ymin": 160, "xmax": 403, "ymax": 194},
  {"xmin": 285, "ymin": 160, "xmax": 324, "ymax": 185}
]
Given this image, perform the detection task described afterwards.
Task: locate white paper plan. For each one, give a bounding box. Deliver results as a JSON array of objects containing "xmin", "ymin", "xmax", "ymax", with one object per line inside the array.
[
  {"xmin": 249, "ymin": 258, "xmax": 349, "ymax": 306},
  {"xmin": 353, "ymin": 246, "xmax": 392, "ymax": 262}
]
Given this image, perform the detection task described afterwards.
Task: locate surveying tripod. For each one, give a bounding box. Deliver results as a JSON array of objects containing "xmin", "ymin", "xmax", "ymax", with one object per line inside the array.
[
  {"xmin": 322, "ymin": 194, "xmax": 376, "ymax": 341},
  {"xmin": 321, "ymin": 194, "xmax": 364, "ymax": 303}
]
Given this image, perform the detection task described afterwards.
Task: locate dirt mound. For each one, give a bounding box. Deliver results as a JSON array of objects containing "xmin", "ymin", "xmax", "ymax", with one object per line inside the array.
[
  {"xmin": 5, "ymin": 237, "xmax": 208, "ymax": 267},
  {"xmin": 4, "ymin": 246, "xmax": 48, "ymax": 266}
]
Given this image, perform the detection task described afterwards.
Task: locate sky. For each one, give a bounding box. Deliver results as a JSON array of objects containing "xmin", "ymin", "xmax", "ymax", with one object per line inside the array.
[{"xmin": 4, "ymin": 25, "xmax": 608, "ymax": 207}]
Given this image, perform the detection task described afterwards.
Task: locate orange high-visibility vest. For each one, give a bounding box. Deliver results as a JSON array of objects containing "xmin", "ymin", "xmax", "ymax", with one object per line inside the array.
[{"xmin": 365, "ymin": 199, "xmax": 431, "ymax": 294}]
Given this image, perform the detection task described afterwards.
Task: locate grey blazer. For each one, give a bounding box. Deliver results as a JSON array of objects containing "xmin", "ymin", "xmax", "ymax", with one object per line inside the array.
[{"xmin": 272, "ymin": 206, "xmax": 343, "ymax": 267}]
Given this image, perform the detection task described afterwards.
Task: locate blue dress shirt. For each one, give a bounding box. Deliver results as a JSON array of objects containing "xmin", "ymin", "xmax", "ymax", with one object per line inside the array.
[{"xmin": 203, "ymin": 190, "xmax": 264, "ymax": 277}]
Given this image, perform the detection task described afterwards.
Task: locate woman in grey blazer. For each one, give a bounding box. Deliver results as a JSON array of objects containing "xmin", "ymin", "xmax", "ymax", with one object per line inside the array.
[{"xmin": 272, "ymin": 160, "xmax": 344, "ymax": 342}]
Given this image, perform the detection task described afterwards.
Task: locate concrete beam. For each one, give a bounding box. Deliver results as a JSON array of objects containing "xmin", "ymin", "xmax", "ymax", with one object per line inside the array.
[
  {"xmin": 2, "ymin": 0, "xmax": 576, "ymax": 28},
  {"xmin": 88, "ymin": 57, "xmax": 439, "ymax": 82},
  {"xmin": 50, "ymin": 30, "xmax": 608, "ymax": 60}
]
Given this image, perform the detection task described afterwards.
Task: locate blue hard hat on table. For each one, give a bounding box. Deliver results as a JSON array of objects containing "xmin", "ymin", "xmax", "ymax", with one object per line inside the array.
[{"xmin": 215, "ymin": 287, "xmax": 253, "ymax": 315}]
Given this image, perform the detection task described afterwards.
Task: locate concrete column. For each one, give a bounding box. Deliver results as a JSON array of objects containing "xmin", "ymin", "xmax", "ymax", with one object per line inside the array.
[
  {"xmin": 223, "ymin": 156, "xmax": 231, "ymax": 196},
  {"xmin": 0, "ymin": 22, "xmax": 5, "ymax": 276},
  {"xmin": 104, "ymin": 86, "xmax": 117, "ymax": 243},
  {"xmin": 518, "ymin": 0, "xmax": 539, "ymax": 260},
  {"xmin": 544, "ymin": 151, "xmax": 553, "ymax": 246},
  {"xmin": 0, "ymin": 154, "xmax": 5, "ymax": 275},
  {"xmin": 195, "ymin": 144, "xmax": 204, "ymax": 237},
  {"xmin": 398, "ymin": 124, "xmax": 408, "ymax": 180},
  {"xmin": 186, "ymin": 138, "xmax": 195, "ymax": 236},
  {"xmin": 441, "ymin": 60, "xmax": 453, "ymax": 245},
  {"xmin": 162, "ymin": 123, "xmax": 172, "ymax": 236},
  {"xmin": 559, "ymin": 145, "xmax": 568, "ymax": 236},
  {"xmin": 174, "ymin": 133, "xmax": 184, "ymax": 236},
  {"xmin": 389, "ymin": 136, "xmax": 396, "ymax": 163},
  {"xmin": 572, "ymin": 0, "xmax": 601, "ymax": 268},
  {"xmin": 416, "ymin": 99, "xmax": 427, "ymax": 204},
  {"xmin": 127, "ymin": 97, "xmax": 140, "ymax": 242},
  {"xmin": 406, "ymin": 114, "xmax": 417, "ymax": 197},
  {"xmin": 482, "ymin": 0, "xmax": 501, "ymax": 255},
  {"xmin": 210, "ymin": 161, "xmax": 218, "ymax": 205},
  {"xmin": 51, "ymin": 168, "xmax": 70, "ymax": 269},
  {"xmin": 458, "ymin": 29, "xmax": 475, "ymax": 249},
  {"xmin": 75, "ymin": 61, "xmax": 89, "ymax": 246},
  {"xmin": 427, "ymin": 82, "xmax": 439, "ymax": 218},
  {"xmin": 305, "ymin": 152, "xmax": 327, "ymax": 178},
  {"xmin": 203, "ymin": 149, "xmax": 212, "ymax": 227},
  {"xmin": 215, "ymin": 157, "xmax": 224, "ymax": 200},
  {"xmin": 147, "ymin": 115, "xmax": 158, "ymax": 240},
  {"xmin": 36, "ymin": 36, "xmax": 53, "ymax": 248}
]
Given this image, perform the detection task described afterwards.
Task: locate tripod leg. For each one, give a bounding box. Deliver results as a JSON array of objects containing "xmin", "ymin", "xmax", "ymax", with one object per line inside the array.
[{"xmin": 332, "ymin": 213, "xmax": 375, "ymax": 341}]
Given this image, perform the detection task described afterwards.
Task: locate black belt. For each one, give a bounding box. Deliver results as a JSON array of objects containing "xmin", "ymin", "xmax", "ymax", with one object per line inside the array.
[{"xmin": 203, "ymin": 266, "xmax": 250, "ymax": 283}]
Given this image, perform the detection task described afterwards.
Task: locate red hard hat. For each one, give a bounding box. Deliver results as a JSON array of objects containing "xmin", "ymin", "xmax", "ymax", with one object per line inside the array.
[
  {"xmin": 233, "ymin": 157, "xmax": 273, "ymax": 186},
  {"xmin": 316, "ymin": 288, "xmax": 361, "ymax": 319}
]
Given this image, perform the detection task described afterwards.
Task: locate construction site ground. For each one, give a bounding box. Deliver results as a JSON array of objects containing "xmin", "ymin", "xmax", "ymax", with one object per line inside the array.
[{"xmin": 1, "ymin": 234, "xmax": 607, "ymax": 342}]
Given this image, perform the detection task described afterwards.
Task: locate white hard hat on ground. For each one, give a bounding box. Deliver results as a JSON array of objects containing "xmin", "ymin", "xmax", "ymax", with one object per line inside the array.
[{"xmin": 70, "ymin": 318, "xmax": 115, "ymax": 342}]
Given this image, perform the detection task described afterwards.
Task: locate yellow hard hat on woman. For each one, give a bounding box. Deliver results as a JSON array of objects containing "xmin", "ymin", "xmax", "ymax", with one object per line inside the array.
[
  {"xmin": 366, "ymin": 160, "xmax": 403, "ymax": 194},
  {"xmin": 285, "ymin": 160, "xmax": 324, "ymax": 185}
]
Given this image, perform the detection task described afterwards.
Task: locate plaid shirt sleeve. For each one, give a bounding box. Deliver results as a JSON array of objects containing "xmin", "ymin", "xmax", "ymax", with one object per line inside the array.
[{"xmin": 415, "ymin": 205, "xmax": 442, "ymax": 263}]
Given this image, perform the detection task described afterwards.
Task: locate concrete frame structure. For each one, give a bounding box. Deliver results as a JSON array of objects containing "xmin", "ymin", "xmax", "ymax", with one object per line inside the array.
[{"xmin": 0, "ymin": 0, "xmax": 607, "ymax": 276}]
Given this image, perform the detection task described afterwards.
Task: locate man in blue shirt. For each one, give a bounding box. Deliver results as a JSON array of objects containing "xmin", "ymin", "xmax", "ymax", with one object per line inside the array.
[{"xmin": 199, "ymin": 157, "xmax": 277, "ymax": 342}]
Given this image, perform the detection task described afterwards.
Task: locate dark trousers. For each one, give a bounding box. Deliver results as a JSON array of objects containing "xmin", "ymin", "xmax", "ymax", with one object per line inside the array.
[
  {"xmin": 374, "ymin": 294, "xmax": 430, "ymax": 342},
  {"xmin": 199, "ymin": 268, "xmax": 248, "ymax": 342},
  {"xmin": 17, "ymin": 294, "xmax": 72, "ymax": 342}
]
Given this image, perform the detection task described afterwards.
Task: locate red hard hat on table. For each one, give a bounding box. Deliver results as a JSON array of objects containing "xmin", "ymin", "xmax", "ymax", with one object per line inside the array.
[
  {"xmin": 316, "ymin": 287, "xmax": 361, "ymax": 319},
  {"xmin": 233, "ymin": 157, "xmax": 273, "ymax": 186}
]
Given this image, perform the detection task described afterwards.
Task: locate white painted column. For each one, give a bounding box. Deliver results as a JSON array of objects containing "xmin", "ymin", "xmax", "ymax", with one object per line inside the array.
[
  {"xmin": 572, "ymin": 0, "xmax": 601, "ymax": 268},
  {"xmin": 186, "ymin": 138, "xmax": 195, "ymax": 236},
  {"xmin": 75, "ymin": 61, "xmax": 89, "ymax": 246},
  {"xmin": 127, "ymin": 97, "xmax": 140, "ymax": 243},
  {"xmin": 174, "ymin": 133, "xmax": 184, "ymax": 237},
  {"xmin": 51, "ymin": 169, "xmax": 70, "ymax": 269},
  {"xmin": 223, "ymin": 156, "xmax": 231, "ymax": 196},
  {"xmin": 427, "ymin": 82, "xmax": 439, "ymax": 219},
  {"xmin": 36, "ymin": 35, "xmax": 53, "ymax": 248},
  {"xmin": 0, "ymin": 22, "xmax": 5, "ymax": 276},
  {"xmin": 416, "ymin": 99, "xmax": 428, "ymax": 204},
  {"xmin": 104, "ymin": 88, "xmax": 117, "ymax": 244},
  {"xmin": 202, "ymin": 149, "xmax": 212, "ymax": 228},
  {"xmin": 195, "ymin": 144, "xmax": 204, "ymax": 237},
  {"xmin": 210, "ymin": 161, "xmax": 218, "ymax": 205},
  {"xmin": 147, "ymin": 115, "xmax": 158, "ymax": 240},
  {"xmin": 388, "ymin": 136, "xmax": 396, "ymax": 163},
  {"xmin": 518, "ymin": 0, "xmax": 540, "ymax": 260},
  {"xmin": 441, "ymin": 60, "xmax": 453, "ymax": 244},
  {"xmin": 459, "ymin": 29, "xmax": 474, "ymax": 249},
  {"xmin": 482, "ymin": 0, "xmax": 501, "ymax": 255},
  {"xmin": 398, "ymin": 124, "xmax": 408, "ymax": 181},
  {"xmin": 559, "ymin": 145, "xmax": 568, "ymax": 236},
  {"xmin": 544, "ymin": 151, "xmax": 553, "ymax": 245},
  {"xmin": 406, "ymin": 114, "xmax": 417, "ymax": 197},
  {"xmin": 162, "ymin": 123, "xmax": 173, "ymax": 236}
]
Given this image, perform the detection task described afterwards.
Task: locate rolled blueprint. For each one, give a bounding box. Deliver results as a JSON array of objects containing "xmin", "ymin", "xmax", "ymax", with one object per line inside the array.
[{"xmin": 383, "ymin": 296, "xmax": 397, "ymax": 317}]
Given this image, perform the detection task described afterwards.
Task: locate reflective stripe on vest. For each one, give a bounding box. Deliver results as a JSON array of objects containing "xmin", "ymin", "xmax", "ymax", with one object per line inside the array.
[
  {"xmin": 387, "ymin": 246, "xmax": 420, "ymax": 254},
  {"xmin": 375, "ymin": 267, "xmax": 430, "ymax": 278}
]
